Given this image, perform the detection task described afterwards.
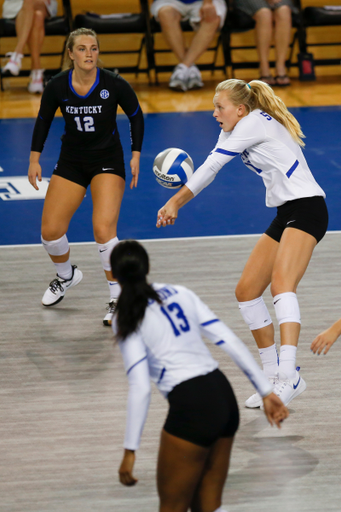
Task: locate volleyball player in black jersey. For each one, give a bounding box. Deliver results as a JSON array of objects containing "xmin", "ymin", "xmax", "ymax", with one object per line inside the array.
[{"xmin": 28, "ymin": 28, "xmax": 144, "ymax": 325}]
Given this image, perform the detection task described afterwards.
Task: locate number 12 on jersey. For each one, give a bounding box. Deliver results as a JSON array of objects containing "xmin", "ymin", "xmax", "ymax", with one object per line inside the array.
[
  {"xmin": 161, "ymin": 302, "xmax": 190, "ymax": 336},
  {"xmin": 74, "ymin": 116, "xmax": 95, "ymax": 132}
]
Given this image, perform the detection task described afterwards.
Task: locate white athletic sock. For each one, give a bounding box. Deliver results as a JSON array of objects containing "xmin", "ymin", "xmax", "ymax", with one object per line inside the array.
[
  {"xmin": 55, "ymin": 260, "xmax": 72, "ymax": 280},
  {"xmin": 279, "ymin": 345, "xmax": 297, "ymax": 379},
  {"xmin": 97, "ymin": 237, "xmax": 119, "ymax": 271},
  {"xmin": 258, "ymin": 343, "xmax": 278, "ymax": 378},
  {"xmin": 108, "ymin": 280, "xmax": 121, "ymax": 299}
]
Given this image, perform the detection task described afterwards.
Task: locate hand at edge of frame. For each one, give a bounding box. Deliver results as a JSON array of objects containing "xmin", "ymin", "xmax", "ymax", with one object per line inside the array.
[
  {"xmin": 262, "ymin": 392, "xmax": 289, "ymax": 428},
  {"xmin": 311, "ymin": 325, "xmax": 340, "ymax": 355}
]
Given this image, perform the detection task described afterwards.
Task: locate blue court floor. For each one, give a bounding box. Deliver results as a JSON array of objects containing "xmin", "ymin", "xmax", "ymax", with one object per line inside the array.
[{"xmin": 0, "ymin": 106, "xmax": 340, "ymax": 246}]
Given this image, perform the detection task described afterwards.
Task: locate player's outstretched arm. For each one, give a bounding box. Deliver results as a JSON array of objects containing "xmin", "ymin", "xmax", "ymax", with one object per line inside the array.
[
  {"xmin": 156, "ymin": 185, "xmax": 194, "ymax": 227},
  {"xmin": 119, "ymin": 449, "xmax": 138, "ymax": 486},
  {"xmin": 28, "ymin": 151, "xmax": 42, "ymax": 190},
  {"xmin": 262, "ymin": 393, "xmax": 289, "ymax": 428},
  {"xmin": 311, "ymin": 318, "xmax": 341, "ymax": 355}
]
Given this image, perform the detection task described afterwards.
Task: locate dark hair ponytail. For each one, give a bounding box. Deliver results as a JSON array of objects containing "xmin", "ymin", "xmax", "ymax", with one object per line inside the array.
[{"xmin": 110, "ymin": 240, "xmax": 161, "ymax": 340}]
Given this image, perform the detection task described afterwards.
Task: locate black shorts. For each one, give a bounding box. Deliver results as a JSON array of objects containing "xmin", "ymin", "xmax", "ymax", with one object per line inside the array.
[
  {"xmin": 164, "ymin": 368, "xmax": 239, "ymax": 448},
  {"xmin": 265, "ymin": 196, "xmax": 328, "ymax": 244},
  {"xmin": 53, "ymin": 149, "xmax": 126, "ymax": 188}
]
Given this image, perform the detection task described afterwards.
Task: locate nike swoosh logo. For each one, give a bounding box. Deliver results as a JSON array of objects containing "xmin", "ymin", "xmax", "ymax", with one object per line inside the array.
[
  {"xmin": 99, "ymin": 248, "xmax": 108, "ymax": 253},
  {"xmin": 102, "ymin": 168, "xmax": 114, "ymax": 171},
  {"xmin": 293, "ymin": 376, "xmax": 300, "ymax": 390},
  {"xmin": 62, "ymin": 99, "xmax": 69, "ymax": 102},
  {"xmin": 286, "ymin": 220, "xmax": 296, "ymax": 225},
  {"xmin": 274, "ymin": 299, "xmax": 281, "ymax": 304}
]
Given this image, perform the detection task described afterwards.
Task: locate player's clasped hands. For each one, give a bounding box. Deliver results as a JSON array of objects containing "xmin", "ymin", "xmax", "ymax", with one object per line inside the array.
[
  {"xmin": 156, "ymin": 199, "xmax": 179, "ymax": 228},
  {"xmin": 262, "ymin": 392, "xmax": 289, "ymax": 428}
]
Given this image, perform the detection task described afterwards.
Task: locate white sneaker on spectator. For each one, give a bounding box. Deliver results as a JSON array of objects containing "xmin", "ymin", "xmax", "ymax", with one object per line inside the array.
[
  {"xmin": 2, "ymin": 52, "xmax": 23, "ymax": 76},
  {"xmin": 103, "ymin": 298, "xmax": 118, "ymax": 326},
  {"xmin": 42, "ymin": 265, "xmax": 83, "ymax": 306},
  {"xmin": 273, "ymin": 367, "xmax": 306, "ymax": 406},
  {"xmin": 28, "ymin": 69, "xmax": 44, "ymax": 94},
  {"xmin": 245, "ymin": 373, "xmax": 278, "ymax": 408},
  {"xmin": 187, "ymin": 65, "xmax": 203, "ymax": 90},
  {"xmin": 169, "ymin": 64, "xmax": 188, "ymax": 92}
]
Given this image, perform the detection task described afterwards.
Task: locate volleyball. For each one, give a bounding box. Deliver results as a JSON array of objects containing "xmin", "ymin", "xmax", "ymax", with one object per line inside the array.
[{"xmin": 153, "ymin": 148, "xmax": 194, "ymax": 189}]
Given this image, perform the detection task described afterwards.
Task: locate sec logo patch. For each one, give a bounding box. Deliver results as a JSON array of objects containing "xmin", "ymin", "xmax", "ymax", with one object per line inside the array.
[{"xmin": 100, "ymin": 89, "xmax": 109, "ymax": 99}]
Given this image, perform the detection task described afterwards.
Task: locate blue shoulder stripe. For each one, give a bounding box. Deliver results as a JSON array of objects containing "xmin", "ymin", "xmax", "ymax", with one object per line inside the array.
[
  {"xmin": 127, "ymin": 355, "xmax": 147, "ymax": 375},
  {"xmin": 286, "ymin": 159, "xmax": 299, "ymax": 178},
  {"xmin": 128, "ymin": 104, "xmax": 140, "ymax": 117},
  {"xmin": 215, "ymin": 148, "xmax": 239, "ymax": 156},
  {"xmin": 201, "ymin": 319, "xmax": 220, "ymax": 326},
  {"xmin": 157, "ymin": 367, "xmax": 166, "ymax": 384}
]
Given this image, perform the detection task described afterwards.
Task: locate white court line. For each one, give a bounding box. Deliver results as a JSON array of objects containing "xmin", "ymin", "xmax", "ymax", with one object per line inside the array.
[{"xmin": 1, "ymin": 230, "xmax": 341, "ymax": 249}]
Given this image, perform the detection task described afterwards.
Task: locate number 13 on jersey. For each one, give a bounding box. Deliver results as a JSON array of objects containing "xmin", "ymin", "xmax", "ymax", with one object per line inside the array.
[{"xmin": 161, "ymin": 302, "xmax": 190, "ymax": 336}]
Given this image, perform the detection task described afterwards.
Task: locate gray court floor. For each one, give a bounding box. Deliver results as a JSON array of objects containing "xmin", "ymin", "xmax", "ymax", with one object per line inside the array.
[{"xmin": 1, "ymin": 233, "xmax": 340, "ymax": 512}]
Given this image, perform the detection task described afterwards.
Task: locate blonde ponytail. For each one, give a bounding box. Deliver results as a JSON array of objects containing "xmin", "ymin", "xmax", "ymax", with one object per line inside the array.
[{"xmin": 215, "ymin": 79, "xmax": 305, "ymax": 147}]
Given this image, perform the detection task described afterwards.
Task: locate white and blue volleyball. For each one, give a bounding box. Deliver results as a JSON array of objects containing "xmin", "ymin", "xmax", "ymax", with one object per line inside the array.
[{"xmin": 153, "ymin": 148, "xmax": 194, "ymax": 189}]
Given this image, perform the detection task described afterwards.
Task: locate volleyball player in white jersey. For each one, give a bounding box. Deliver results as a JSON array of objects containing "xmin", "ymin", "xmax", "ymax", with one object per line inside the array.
[
  {"xmin": 156, "ymin": 79, "xmax": 328, "ymax": 408},
  {"xmin": 110, "ymin": 240, "xmax": 288, "ymax": 512}
]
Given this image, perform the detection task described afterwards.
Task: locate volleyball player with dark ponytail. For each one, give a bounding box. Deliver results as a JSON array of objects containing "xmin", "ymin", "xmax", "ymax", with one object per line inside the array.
[{"xmin": 111, "ymin": 240, "xmax": 288, "ymax": 511}]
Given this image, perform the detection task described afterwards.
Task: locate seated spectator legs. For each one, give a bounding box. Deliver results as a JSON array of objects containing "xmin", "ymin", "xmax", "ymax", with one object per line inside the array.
[
  {"xmin": 182, "ymin": 15, "xmax": 220, "ymax": 89},
  {"xmin": 239, "ymin": 0, "xmax": 293, "ymax": 87},
  {"xmin": 154, "ymin": 0, "xmax": 226, "ymax": 91},
  {"xmin": 158, "ymin": 6, "xmax": 186, "ymax": 62},
  {"xmin": 26, "ymin": 4, "xmax": 47, "ymax": 92},
  {"xmin": 254, "ymin": 8, "xmax": 275, "ymax": 85},
  {"xmin": 2, "ymin": 0, "xmax": 56, "ymax": 93},
  {"xmin": 273, "ymin": 5, "xmax": 292, "ymax": 85},
  {"xmin": 157, "ymin": 5, "xmax": 189, "ymax": 91}
]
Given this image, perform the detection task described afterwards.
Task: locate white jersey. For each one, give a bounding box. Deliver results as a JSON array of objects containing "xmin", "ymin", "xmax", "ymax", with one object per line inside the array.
[
  {"xmin": 113, "ymin": 283, "xmax": 273, "ymax": 450},
  {"xmin": 186, "ymin": 109, "xmax": 325, "ymax": 207}
]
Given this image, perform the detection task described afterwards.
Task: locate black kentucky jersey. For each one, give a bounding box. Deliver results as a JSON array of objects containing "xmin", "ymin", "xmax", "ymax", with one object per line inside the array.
[{"xmin": 31, "ymin": 68, "xmax": 144, "ymax": 157}]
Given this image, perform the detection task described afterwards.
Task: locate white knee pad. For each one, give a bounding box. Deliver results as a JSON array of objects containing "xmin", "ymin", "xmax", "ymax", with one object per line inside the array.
[
  {"xmin": 239, "ymin": 297, "xmax": 273, "ymax": 331},
  {"xmin": 97, "ymin": 236, "xmax": 119, "ymax": 271},
  {"xmin": 273, "ymin": 292, "xmax": 301, "ymax": 325},
  {"xmin": 41, "ymin": 234, "xmax": 69, "ymax": 256}
]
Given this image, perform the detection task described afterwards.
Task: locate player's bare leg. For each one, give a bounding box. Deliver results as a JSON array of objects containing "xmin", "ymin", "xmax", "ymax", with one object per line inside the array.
[
  {"xmin": 41, "ymin": 175, "xmax": 86, "ymax": 306},
  {"xmin": 157, "ymin": 430, "xmax": 209, "ymax": 512},
  {"xmin": 91, "ymin": 173, "xmax": 125, "ymax": 324}
]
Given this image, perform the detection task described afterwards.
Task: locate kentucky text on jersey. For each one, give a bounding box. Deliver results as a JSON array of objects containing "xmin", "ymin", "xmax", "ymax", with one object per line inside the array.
[{"xmin": 65, "ymin": 105, "xmax": 103, "ymax": 114}]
